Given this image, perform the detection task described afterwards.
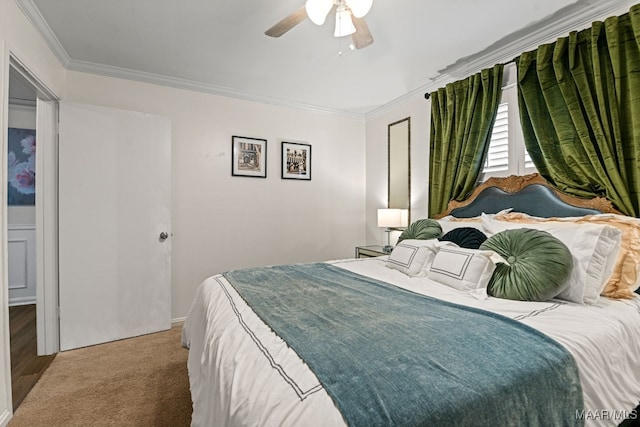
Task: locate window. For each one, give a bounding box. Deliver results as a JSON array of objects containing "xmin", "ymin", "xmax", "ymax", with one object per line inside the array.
[
  {"xmin": 483, "ymin": 102, "xmax": 509, "ymax": 173},
  {"xmin": 480, "ymin": 83, "xmax": 537, "ymax": 181}
]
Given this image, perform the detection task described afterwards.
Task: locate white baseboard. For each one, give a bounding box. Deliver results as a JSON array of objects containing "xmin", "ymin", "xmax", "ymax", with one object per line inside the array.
[
  {"xmin": 171, "ymin": 317, "xmax": 186, "ymax": 327},
  {"xmin": 0, "ymin": 408, "xmax": 12, "ymax": 427}
]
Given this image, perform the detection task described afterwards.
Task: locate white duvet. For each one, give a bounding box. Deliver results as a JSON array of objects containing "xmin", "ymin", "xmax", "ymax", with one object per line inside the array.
[{"xmin": 182, "ymin": 256, "xmax": 640, "ymax": 427}]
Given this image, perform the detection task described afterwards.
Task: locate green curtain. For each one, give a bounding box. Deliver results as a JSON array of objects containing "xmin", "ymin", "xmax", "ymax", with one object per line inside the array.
[
  {"xmin": 428, "ymin": 64, "xmax": 504, "ymax": 217},
  {"xmin": 517, "ymin": 4, "xmax": 640, "ymax": 216}
]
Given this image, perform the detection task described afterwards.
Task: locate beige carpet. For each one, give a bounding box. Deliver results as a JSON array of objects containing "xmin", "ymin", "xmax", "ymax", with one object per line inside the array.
[{"xmin": 9, "ymin": 325, "xmax": 192, "ymax": 427}]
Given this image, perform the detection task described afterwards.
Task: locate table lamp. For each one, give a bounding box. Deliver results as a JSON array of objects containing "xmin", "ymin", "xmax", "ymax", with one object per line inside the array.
[{"xmin": 377, "ymin": 208, "xmax": 408, "ymax": 253}]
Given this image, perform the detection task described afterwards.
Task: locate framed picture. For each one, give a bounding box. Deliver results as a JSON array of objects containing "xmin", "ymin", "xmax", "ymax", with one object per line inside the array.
[
  {"xmin": 281, "ymin": 141, "xmax": 311, "ymax": 181},
  {"xmin": 7, "ymin": 128, "xmax": 36, "ymax": 206},
  {"xmin": 232, "ymin": 136, "xmax": 267, "ymax": 178}
]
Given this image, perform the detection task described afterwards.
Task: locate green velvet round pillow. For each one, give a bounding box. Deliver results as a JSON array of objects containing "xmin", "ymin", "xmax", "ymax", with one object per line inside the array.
[
  {"xmin": 397, "ymin": 219, "xmax": 442, "ymax": 243},
  {"xmin": 479, "ymin": 228, "xmax": 573, "ymax": 301}
]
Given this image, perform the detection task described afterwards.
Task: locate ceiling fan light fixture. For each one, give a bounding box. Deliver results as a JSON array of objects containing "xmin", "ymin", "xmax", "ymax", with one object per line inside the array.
[
  {"xmin": 344, "ymin": 0, "xmax": 372, "ymax": 18},
  {"xmin": 305, "ymin": 0, "xmax": 334, "ymax": 25},
  {"xmin": 334, "ymin": 7, "xmax": 356, "ymax": 37}
]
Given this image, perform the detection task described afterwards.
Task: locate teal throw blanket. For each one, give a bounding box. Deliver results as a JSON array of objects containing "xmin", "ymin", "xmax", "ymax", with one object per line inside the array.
[{"xmin": 224, "ymin": 263, "xmax": 583, "ymax": 427}]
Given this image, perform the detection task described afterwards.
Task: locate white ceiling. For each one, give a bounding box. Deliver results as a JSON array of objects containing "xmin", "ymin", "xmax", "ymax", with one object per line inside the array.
[{"xmin": 15, "ymin": 0, "xmax": 636, "ymax": 117}]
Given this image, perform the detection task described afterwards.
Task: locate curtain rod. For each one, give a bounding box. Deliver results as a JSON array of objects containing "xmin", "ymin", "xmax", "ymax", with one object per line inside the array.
[{"xmin": 424, "ymin": 57, "xmax": 517, "ymax": 100}]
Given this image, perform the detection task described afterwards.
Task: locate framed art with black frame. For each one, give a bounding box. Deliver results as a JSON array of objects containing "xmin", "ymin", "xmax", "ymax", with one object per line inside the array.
[
  {"xmin": 232, "ymin": 136, "xmax": 267, "ymax": 178},
  {"xmin": 281, "ymin": 141, "xmax": 311, "ymax": 181}
]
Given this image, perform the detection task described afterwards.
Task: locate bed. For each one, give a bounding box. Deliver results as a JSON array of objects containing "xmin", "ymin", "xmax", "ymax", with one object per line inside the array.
[{"xmin": 182, "ymin": 173, "xmax": 640, "ymax": 427}]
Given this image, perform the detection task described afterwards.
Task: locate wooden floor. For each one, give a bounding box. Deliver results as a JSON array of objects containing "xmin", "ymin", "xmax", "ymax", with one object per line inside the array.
[{"xmin": 9, "ymin": 304, "xmax": 56, "ymax": 411}]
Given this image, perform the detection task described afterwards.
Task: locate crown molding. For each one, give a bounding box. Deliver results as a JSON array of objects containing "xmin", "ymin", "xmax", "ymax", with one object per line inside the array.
[
  {"xmin": 434, "ymin": 0, "xmax": 636, "ymax": 81},
  {"xmin": 366, "ymin": 0, "xmax": 637, "ymax": 120},
  {"xmin": 365, "ymin": 86, "xmax": 425, "ymax": 120},
  {"xmin": 14, "ymin": 1, "xmax": 365, "ymax": 121},
  {"xmin": 15, "ymin": 0, "xmax": 71, "ymax": 68},
  {"xmin": 65, "ymin": 59, "xmax": 366, "ymax": 121}
]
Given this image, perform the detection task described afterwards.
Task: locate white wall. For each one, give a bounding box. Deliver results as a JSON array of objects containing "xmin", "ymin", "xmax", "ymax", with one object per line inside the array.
[
  {"xmin": 7, "ymin": 103, "xmax": 35, "ymax": 127},
  {"xmin": 63, "ymin": 71, "xmax": 367, "ymax": 321},
  {"xmin": 364, "ymin": 97, "xmax": 431, "ymax": 246}
]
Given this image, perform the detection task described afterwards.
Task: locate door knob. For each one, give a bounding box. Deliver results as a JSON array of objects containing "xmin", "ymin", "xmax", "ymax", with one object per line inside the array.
[{"xmin": 159, "ymin": 232, "xmax": 169, "ymax": 240}]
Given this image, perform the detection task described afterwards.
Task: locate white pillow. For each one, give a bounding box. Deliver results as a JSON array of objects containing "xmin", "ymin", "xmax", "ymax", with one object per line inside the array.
[
  {"xmin": 386, "ymin": 239, "xmax": 456, "ymax": 277},
  {"xmin": 426, "ymin": 247, "xmax": 497, "ymax": 299},
  {"xmin": 437, "ymin": 208, "xmax": 512, "ymax": 235},
  {"xmin": 481, "ymin": 215, "xmax": 622, "ymax": 304}
]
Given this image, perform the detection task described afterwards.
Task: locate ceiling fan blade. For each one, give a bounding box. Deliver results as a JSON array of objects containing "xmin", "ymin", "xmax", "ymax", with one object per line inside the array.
[
  {"xmin": 351, "ymin": 16, "xmax": 374, "ymax": 49},
  {"xmin": 265, "ymin": 6, "xmax": 308, "ymax": 37}
]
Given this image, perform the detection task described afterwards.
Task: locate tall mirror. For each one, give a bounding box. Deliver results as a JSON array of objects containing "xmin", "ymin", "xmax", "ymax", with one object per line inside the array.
[{"xmin": 388, "ymin": 117, "xmax": 411, "ymax": 221}]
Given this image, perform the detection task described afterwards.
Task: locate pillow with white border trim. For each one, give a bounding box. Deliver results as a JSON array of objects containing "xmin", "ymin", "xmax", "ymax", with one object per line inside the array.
[
  {"xmin": 426, "ymin": 246, "xmax": 498, "ymax": 299},
  {"xmin": 385, "ymin": 239, "xmax": 457, "ymax": 277}
]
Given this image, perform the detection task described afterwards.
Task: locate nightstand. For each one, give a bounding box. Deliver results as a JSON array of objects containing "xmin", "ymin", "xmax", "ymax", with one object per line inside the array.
[{"xmin": 355, "ymin": 245, "xmax": 390, "ymax": 258}]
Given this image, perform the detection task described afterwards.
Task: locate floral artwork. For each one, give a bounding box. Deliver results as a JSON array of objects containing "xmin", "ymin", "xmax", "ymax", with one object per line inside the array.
[{"xmin": 7, "ymin": 128, "xmax": 36, "ymax": 206}]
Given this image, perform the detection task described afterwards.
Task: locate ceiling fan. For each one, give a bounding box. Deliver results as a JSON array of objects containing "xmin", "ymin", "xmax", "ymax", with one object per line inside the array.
[{"xmin": 265, "ymin": 0, "xmax": 374, "ymax": 50}]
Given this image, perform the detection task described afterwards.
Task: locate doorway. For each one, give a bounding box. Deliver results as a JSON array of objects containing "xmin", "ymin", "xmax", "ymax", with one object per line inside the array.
[
  {"xmin": 6, "ymin": 57, "xmax": 59, "ymax": 410},
  {"xmin": 4, "ymin": 54, "xmax": 172, "ymax": 410}
]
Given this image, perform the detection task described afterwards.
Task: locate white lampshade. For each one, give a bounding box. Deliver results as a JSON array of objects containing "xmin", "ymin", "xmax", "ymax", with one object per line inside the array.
[
  {"xmin": 334, "ymin": 7, "xmax": 356, "ymax": 37},
  {"xmin": 305, "ymin": 0, "xmax": 334, "ymax": 25},
  {"xmin": 345, "ymin": 0, "xmax": 373, "ymax": 18},
  {"xmin": 400, "ymin": 209, "xmax": 409, "ymax": 227},
  {"xmin": 377, "ymin": 208, "xmax": 408, "ymax": 228}
]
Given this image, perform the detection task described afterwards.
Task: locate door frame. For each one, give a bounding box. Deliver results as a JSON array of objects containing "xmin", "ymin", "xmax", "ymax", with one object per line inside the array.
[{"xmin": 8, "ymin": 54, "xmax": 60, "ymax": 356}]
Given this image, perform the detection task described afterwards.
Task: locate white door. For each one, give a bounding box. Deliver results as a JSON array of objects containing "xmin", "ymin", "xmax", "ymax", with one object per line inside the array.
[
  {"xmin": 58, "ymin": 102, "xmax": 171, "ymax": 351},
  {"xmin": 36, "ymin": 98, "xmax": 60, "ymax": 355}
]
